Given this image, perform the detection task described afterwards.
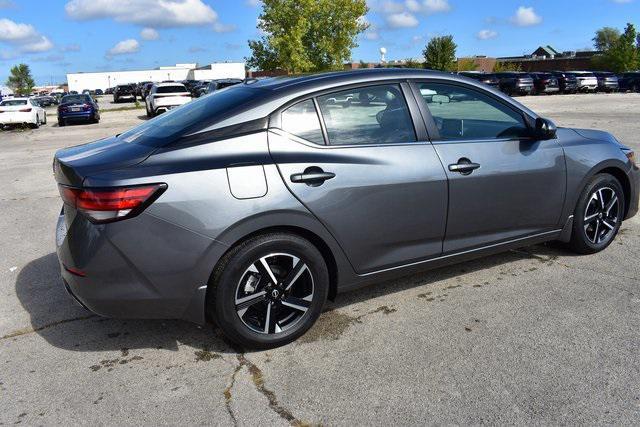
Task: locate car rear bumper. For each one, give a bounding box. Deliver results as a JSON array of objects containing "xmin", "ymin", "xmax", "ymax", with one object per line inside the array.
[
  {"xmin": 55, "ymin": 207, "xmax": 224, "ymax": 324},
  {"xmin": 0, "ymin": 112, "xmax": 35, "ymax": 124},
  {"xmin": 59, "ymin": 111, "xmax": 93, "ymax": 121},
  {"xmin": 542, "ymin": 87, "xmax": 560, "ymax": 93}
]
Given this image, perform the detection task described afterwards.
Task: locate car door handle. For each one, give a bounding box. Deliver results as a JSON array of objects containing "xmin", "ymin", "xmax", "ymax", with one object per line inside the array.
[
  {"xmin": 448, "ymin": 159, "xmax": 481, "ymax": 175},
  {"xmin": 290, "ymin": 169, "xmax": 336, "ymax": 186}
]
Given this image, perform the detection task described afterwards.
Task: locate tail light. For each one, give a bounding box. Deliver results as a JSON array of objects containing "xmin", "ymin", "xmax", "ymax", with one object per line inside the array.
[
  {"xmin": 19, "ymin": 108, "xmax": 32, "ymax": 112},
  {"xmin": 58, "ymin": 183, "xmax": 167, "ymax": 223},
  {"xmin": 82, "ymin": 103, "xmax": 90, "ymax": 111}
]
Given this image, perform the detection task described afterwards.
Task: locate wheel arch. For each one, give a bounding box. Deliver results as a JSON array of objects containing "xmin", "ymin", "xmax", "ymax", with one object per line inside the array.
[{"xmin": 594, "ymin": 165, "xmax": 632, "ymax": 218}]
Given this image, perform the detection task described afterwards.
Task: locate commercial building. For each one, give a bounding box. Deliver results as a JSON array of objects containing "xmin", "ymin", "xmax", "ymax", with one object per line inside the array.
[{"xmin": 66, "ymin": 62, "xmax": 245, "ymax": 93}]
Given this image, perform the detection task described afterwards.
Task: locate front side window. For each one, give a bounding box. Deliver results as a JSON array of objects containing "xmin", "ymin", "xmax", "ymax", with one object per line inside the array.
[
  {"xmin": 316, "ymin": 84, "xmax": 416, "ymax": 146},
  {"xmin": 280, "ymin": 99, "xmax": 324, "ymax": 145},
  {"xmin": 417, "ymin": 82, "xmax": 528, "ymax": 141}
]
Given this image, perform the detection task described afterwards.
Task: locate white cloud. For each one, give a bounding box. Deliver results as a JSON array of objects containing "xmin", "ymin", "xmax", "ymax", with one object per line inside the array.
[
  {"xmin": 510, "ymin": 6, "xmax": 542, "ymax": 27},
  {"xmin": 61, "ymin": 43, "xmax": 81, "ymax": 52},
  {"xmin": 477, "ymin": 29, "xmax": 498, "ymax": 40},
  {"xmin": 106, "ymin": 39, "xmax": 140, "ymax": 57},
  {"xmin": 245, "ymin": 0, "xmax": 260, "ymax": 6},
  {"xmin": 140, "ymin": 27, "xmax": 159, "ymax": 40},
  {"xmin": 65, "ymin": 0, "xmax": 219, "ymax": 28},
  {"xmin": 0, "ymin": 0, "xmax": 15, "ymax": 9},
  {"xmin": 406, "ymin": 0, "xmax": 451, "ymax": 14},
  {"xmin": 0, "ymin": 18, "xmax": 54, "ymax": 53},
  {"xmin": 386, "ymin": 12, "xmax": 419, "ymax": 28}
]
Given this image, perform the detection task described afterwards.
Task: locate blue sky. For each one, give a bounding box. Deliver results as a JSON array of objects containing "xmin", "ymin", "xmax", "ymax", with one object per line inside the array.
[{"xmin": 0, "ymin": 0, "xmax": 638, "ymax": 85}]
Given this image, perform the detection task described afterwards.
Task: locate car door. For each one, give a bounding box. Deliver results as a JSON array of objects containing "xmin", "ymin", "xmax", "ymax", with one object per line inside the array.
[
  {"xmin": 411, "ymin": 80, "xmax": 566, "ymax": 253},
  {"xmin": 269, "ymin": 83, "xmax": 448, "ymax": 274}
]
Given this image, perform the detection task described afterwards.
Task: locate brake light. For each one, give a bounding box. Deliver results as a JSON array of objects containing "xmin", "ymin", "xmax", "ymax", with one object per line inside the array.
[
  {"xmin": 19, "ymin": 108, "xmax": 32, "ymax": 112},
  {"xmin": 58, "ymin": 184, "xmax": 167, "ymax": 223},
  {"xmin": 82, "ymin": 103, "xmax": 90, "ymax": 111}
]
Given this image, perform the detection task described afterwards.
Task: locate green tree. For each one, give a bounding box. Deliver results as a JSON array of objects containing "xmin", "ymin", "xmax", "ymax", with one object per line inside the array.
[
  {"xmin": 422, "ymin": 35, "xmax": 457, "ymax": 71},
  {"xmin": 600, "ymin": 23, "xmax": 639, "ymax": 72},
  {"xmin": 403, "ymin": 58, "xmax": 423, "ymax": 69},
  {"xmin": 493, "ymin": 61, "xmax": 522, "ymax": 72},
  {"xmin": 457, "ymin": 58, "xmax": 479, "ymax": 71},
  {"xmin": 247, "ymin": 0, "xmax": 368, "ymax": 73},
  {"xmin": 593, "ymin": 27, "xmax": 621, "ymax": 51},
  {"xmin": 6, "ymin": 64, "xmax": 35, "ymax": 96}
]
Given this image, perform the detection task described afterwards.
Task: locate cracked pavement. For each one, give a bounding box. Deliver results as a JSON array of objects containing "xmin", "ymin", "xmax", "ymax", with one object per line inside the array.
[{"xmin": 1, "ymin": 94, "xmax": 640, "ymax": 425}]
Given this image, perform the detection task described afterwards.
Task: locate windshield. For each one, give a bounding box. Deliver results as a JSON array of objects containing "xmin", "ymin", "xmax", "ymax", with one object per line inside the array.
[
  {"xmin": 1, "ymin": 100, "xmax": 27, "ymax": 106},
  {"xmin": 62, "ymin": 95, "xmax": 90, "ymax": 104},
  {"xmin": 117, "ymin": 85, "xmax": 260, "ymax": 147}
]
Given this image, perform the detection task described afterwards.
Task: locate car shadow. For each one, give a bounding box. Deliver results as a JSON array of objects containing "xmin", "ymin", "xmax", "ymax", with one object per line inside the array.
[
  {"xmin": 136, "ymin": 115, "xmax": 150, "ymax": 121},
  {"xmin": 14, "ymin": 243, "xmax": 568, "ymax": 354}
]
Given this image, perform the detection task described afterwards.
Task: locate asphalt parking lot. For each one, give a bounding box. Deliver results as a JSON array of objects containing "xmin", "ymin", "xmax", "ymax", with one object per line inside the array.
[{"xmin": 1, "ymin": 93, "xmax": 640, "ymax": 425}]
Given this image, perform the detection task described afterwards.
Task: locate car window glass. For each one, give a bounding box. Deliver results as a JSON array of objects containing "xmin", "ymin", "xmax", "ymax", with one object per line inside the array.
[
  {"xmin": 316, "ymin": 84, "xmax": 416, "ymax": 146},
  {"xmin": 156, "ymin": 86, "xmax": 188, "ymax": 94},
  {"xmin": 417, "ymin": 83, "xmax": 528, "ymax": 141},
  {"xmin": 281, "ymin": 99, "xmax": 325, "ymax": 145},
  {"xmin": 0, "ymin": 100, "xmax": 27, "ymax": 106}
]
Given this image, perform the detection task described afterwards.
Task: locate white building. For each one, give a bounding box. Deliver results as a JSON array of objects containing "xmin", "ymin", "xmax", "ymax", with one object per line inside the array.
[{"xmin": 66, "ymin": 62, "xmax": 246, "ymax": 93}]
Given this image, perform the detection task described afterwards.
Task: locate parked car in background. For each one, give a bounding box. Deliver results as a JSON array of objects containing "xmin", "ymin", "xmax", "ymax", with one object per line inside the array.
[
  {"xmin": 550, "ymin": 72, "xmax": 578, "ymax": 94},
  {"xmin": 105, "ymin": 87, "xmax": 114, "ymax": 95},
  {"xmin": 136, "ymin": 81, "xmax": 152, "ymax": 97},
  {"xmin": 203, "ymin": 78, "xmax": 244, "ymax": 96},
  {"xmin": 53, "ymin": 69, "xmax": 640, "ymax": 348},
  {"xmin": 571, "ymin": 72, "xmax": 598, "ymax": 93},
  {"xmin": 593, "ymin": 72, "xmax": 619, "ymax": 92},
  {"xmin": 95, "ymin": 89, "xmax": 104, "ymax": 96},
  {"xmin": 57, "ymin": 94, "xmax": 100, "ymax": 126},
  {"xmin": 141, "ymin": 82, "xmax": 155, "ymax": 100},
  {"xmin": 458, "ymin": 72, "xmax": 500, "ymax": 88},
  {"xmin": 69, "ymin": 91, "xmax": 79, "ymax": 95},
  {"xmin": 618, "ymin": 72, "xmax": 640, "ymax": 92},
  {"xmin": 0, "ymin": 97, "xmax": 47, "ymax": 129},
  {"xmin": 34, "ymin": 94, "xmax": 56, "ymax": 107},
  {"xmin": 530, "ymin": 72, "xmax": 560, "ymax": 95},
  {"xmin": 494, "ymin": 72, "xmax": 534, "ymax": 96},
  {"xmin": 82, "ymin": 89, "xmax": 95, "ymax": 96},
  {"xmin": 113, "ymin": 84, "xmax": 137, "ymax": 103},
  {"xmin": 145, "ymin": 83, "xmax": 192, "ymax": 117}
]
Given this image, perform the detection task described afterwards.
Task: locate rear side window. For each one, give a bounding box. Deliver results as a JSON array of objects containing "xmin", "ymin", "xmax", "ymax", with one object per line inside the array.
[
  {"xmin": 281, "ymin": 99, "xmax": 325, "ymax": 145},
  {"xmin": 417, "ymin": 82, "xmax": 528, "ymax": 141},
  {"xmin": 316, "ymin": 84, "xmax": 416, "ymax": 146}
]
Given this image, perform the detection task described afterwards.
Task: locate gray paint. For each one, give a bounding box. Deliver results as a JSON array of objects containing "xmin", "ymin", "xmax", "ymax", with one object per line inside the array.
[{"xmin": 53, "ymin": 69, "xmax": 640, "ymax": 325}]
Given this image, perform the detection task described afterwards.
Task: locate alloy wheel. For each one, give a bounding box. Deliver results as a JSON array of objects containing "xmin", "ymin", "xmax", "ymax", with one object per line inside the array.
[
  {"xmin": 583, "ymin": 187, "xmax": 620, "ymax": 244},
  {"xmin": 234, "ymin": 253, "xmax": 314, "ymax": 334}
]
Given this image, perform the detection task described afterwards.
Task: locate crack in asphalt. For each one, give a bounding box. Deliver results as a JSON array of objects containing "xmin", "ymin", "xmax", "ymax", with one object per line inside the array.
[
  {"xmin": 225, "ymin": 354, "xmax": 305, "ymax": 426},
  {"xmin": 0, "ymin": 314, "xmax": 97, "ymax": 340}
]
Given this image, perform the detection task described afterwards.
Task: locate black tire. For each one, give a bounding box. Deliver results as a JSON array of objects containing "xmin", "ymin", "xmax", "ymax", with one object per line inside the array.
[
  {"xmin": 58, "ymin": 119, "xmax": 65, "ymax": 127},
  {"xmin": 568, "ymin": 174, "xmax": 625, "ymax": 254},
  {"xmin": 208, "ymin": 233, "xmax": 329, "ymax": 349}
]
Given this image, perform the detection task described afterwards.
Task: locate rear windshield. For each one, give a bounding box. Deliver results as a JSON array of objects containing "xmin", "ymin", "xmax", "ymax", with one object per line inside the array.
[
  {"xmin": 0, "ymin": 100, "xmax": 27, "ymax": 106},
  {"xmin": 156, "ymin": 85, "xmax": 187, "ymax": 93},
  {"xmin": 117, "ymin": 85, "xmax": 260, "ymax": 147},
  {"xmin": 61, "ymin": 95, "xmax": 90, "ymax": 104}
]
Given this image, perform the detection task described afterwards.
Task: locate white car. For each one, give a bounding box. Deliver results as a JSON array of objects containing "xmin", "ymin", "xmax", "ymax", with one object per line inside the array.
[
  {"xmin": 145, "ymin": 83, "xmax": 192, "ymax": 117},
  {"xmin": 572, "ymin": 71, "xmax": 598, "ymax": 92},
  {"xmin": 0, "ymin": 97, "xmax": 47, "ymax": 129}
]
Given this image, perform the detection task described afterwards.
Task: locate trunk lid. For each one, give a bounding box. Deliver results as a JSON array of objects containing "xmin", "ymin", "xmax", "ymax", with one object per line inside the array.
[{"xmin": 53, "ymin": 135, "xmax": 156, "ymax": 186}]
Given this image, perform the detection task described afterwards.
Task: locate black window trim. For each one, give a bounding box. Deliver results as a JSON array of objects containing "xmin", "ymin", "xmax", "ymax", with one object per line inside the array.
[
  {"xmin": 270, "ymin": 79, "xmax": 428, "ymax": 148},
  {"xmin": 409, "ymin": 79, "xmax": 536, "ymax": 143}
]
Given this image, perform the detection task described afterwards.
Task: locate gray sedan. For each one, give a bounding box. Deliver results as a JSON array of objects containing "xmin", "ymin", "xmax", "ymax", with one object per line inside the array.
[{"xmin": 53, "ymin": 69, "xmax": 639, "ymax": 348}]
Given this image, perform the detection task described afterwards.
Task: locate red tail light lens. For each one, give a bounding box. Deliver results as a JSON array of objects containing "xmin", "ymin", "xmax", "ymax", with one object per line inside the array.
[
  {"xmin": 19, "ymin": 108, "xmax": 32, "ymax": 112},
  {"xmin": 58, "ymin": 184, "xmax": 167, "ymax": 223}
]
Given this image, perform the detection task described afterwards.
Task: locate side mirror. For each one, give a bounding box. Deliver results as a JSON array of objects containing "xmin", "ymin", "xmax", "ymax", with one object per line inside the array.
[{"xmin": 535, "ymin": 117, "xmax": 557, "ymax": 140}]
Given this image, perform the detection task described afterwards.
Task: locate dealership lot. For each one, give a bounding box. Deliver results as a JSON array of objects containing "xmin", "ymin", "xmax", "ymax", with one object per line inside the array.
[{"xmin": 1, "ymin": 94, "xmax": 640, "ymax": 425}]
